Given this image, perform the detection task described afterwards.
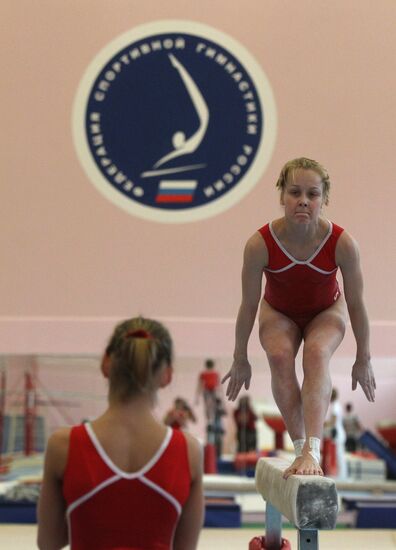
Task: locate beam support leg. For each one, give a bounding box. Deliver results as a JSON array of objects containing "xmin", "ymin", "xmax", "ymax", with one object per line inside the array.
[
  {"xmin": 265, "ymin": 502, "xmax": 282, "ymax": 549},
  {"xmin": 298, "ymin": 529, "xmax": 318, "ymax": 550}
]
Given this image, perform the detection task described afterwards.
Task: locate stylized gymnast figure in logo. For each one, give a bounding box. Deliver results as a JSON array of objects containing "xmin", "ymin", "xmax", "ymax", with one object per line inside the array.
[{"xmin": 141, "ymin": 54, "xmax": 209, "ymax": 178}]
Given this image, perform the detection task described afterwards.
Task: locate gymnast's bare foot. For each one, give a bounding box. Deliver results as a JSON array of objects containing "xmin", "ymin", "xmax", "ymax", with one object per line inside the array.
[
  {"xmin": 295, "ymin": 453, "xmax": 323, "ymax": 476},
  {"xmin": 283, "ymin": 454, "xmax": 323, "ymax": 478},
  {"xmin": 283, "ymin": 456, "xmax": 303, "ymax": 479}
]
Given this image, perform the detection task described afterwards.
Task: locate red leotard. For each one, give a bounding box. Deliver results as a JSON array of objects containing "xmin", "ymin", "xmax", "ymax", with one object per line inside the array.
[
  {"xmin": 63, "ymin": 423, "xmax": 191, "ymax": 550},
  {"xmin": 200, "ymin": 370, "xmax": 219, "ymax": 391},
  {"xmin": 258, "ymin": 221, "xmax": 344, "ymax": 330},
  {"xmin": 233, "ymin": 408, "xmax": 257, "ymax": 431}
]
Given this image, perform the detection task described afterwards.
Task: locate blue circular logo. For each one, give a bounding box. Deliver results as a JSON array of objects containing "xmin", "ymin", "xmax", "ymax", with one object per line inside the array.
[{"xmin": 73, "ymin": 21, "xmax": 276, "ymax": 222}]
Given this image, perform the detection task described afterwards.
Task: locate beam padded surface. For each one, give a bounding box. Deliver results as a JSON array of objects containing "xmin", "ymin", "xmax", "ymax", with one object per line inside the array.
[{"xmin": 255, "ymin": 457, "xmax": 338, "ymax": 530}]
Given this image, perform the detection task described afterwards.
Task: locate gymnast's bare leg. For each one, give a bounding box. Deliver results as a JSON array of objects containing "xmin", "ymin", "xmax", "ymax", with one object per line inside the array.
[{"xmin": 259, "ymin": 297, "xmax": 346, "ymax": 477}]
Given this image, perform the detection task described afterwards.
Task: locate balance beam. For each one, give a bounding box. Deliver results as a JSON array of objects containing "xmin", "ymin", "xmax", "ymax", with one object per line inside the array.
[{"xmin": 255, "ymin": 457, "xmax": 338, "ymax": 549}]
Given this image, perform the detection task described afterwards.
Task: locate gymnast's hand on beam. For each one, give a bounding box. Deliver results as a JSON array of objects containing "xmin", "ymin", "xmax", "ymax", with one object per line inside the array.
[
  {"xmin": 351, "ymin": 358, "xmax": 376, "ymax": 402},
  {"xmin": 221, "ymin": 358, "xmax": 252, "ymax": 401}
]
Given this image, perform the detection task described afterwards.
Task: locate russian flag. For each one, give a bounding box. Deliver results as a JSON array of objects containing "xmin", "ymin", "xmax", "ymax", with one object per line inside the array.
[{"xmin": 155, "ymin": 180, "xmax": 197, "ymax": 203}]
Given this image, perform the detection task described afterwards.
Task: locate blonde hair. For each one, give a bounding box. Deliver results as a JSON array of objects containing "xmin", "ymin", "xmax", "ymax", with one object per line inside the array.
[
  {"xmin": 105, "ymin": 317, "xmax": 173, "ymax": 402},
  {"xmin": 275, "ymin": 157, "xmax": 331, "ymax": 205}
]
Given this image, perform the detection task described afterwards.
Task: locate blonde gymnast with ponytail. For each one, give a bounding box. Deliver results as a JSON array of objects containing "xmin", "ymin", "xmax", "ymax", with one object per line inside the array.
[{"xmin": 38, "ymin": 317, "xmax": 203, "ymax": 550}]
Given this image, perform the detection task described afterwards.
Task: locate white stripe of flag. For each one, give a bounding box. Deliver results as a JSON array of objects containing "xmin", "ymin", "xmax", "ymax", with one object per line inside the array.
[{"xmin": 159, "ymin": 180, "xmax": 197, "ymax": 190}]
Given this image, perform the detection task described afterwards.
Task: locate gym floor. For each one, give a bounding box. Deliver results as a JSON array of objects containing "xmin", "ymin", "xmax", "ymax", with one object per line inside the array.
[{"xmin": 2, "ymin": 525, "xmax": 396, "ymax": 549}]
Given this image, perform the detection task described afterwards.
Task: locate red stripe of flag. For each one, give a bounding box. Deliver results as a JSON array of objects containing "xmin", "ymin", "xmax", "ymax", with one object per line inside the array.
[{"xmin": 156, "ymin": 195, "xmax": 193, "ymax": 203}]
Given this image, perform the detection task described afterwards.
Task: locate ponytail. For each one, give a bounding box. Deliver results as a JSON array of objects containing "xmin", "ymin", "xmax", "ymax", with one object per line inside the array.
[{"xmin": 105, "ymin": 317, "xmax": 172, "ymax": 402}]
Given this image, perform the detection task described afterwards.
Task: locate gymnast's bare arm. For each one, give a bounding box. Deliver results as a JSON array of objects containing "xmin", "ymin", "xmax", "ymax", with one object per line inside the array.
[
  {"xmin": 336, "ymin": 231, "xmax": 376, "ymax": 402},
  {"xmin": 173, "ymin": 432, "xmax": 204, "ymax": 550},
  {"xmin": 222, "ymin": 232, "xmax": 268, "ymax": 401},
  {"xmin": 37, "ymin": 428, "xmax": 70, "ymax": 550}
]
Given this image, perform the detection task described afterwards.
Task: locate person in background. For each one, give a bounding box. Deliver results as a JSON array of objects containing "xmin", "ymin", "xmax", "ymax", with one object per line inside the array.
[
  {"xmin": 325, "ymin": 388, "xmax": 347, "ymax": 479},
  {"xmin": 37, "ymin": 317, "xmax": 203, "ymax": 550},
  {"xmin": 210, "ymin": 397, "xmax": 227, "ymax": 458},
  {"xmin": 343, "ymin": 402, "xmax": 362, "ymax": 452},
  {"xmin": 234, "ymin": 395, "xmax": 257, "ymax": 453},
  {"xmin": 196, "ymin": 358, "xmax": 220, "ymax": 424},
  {"xmin": 164, "ymin": 397, "xmax": 197, "ymax": 430}
]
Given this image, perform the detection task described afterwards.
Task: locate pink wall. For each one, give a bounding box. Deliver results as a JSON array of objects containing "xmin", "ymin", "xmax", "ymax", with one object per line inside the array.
[{"xmin": 2, "ymin": 2, "xmax": 396, "ymax": 428}]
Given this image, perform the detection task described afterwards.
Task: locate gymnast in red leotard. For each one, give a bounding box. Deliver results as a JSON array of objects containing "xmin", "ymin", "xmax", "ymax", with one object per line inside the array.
[
  {"xmin": 259, "ymin": 219, "xmax": 343, "ymax": 331},
  {"xmin": 38, "ymin": 317, "xmax": 203, "ymax": 550},
  {"xmin": 222, "ymin": 157, "xmax": 376, "ymax": 479}
]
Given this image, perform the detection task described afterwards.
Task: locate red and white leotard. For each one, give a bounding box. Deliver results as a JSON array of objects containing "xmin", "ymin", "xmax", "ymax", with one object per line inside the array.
[
  {"xmin": 258, "ymin": 221, "xmax": 344, "ymax": 330},
  {"xmin": 63, "ymin": 423, "xmax": 191, "ymax": 550}
]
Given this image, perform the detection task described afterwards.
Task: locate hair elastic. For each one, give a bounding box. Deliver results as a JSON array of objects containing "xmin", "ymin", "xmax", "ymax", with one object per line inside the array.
[{"xmin": 125, "ymin": 329, "xmax": 152, "ymax": 339}]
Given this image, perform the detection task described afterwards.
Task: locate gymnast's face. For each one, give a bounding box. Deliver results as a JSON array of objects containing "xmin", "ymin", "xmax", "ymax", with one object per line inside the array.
[{"xmin": 281, "ymin": 169, "xmax": 324, "ymax": 224}]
